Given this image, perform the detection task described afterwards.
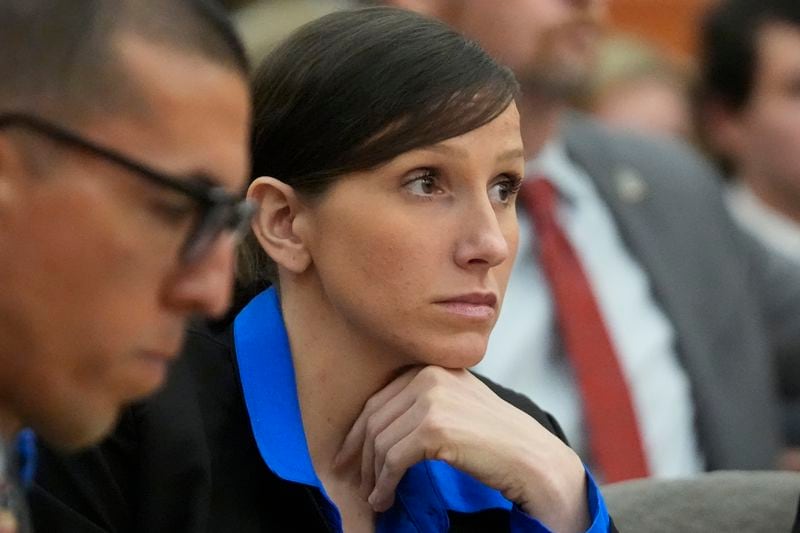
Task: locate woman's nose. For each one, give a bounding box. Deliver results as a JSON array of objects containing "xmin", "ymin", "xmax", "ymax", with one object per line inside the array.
[{"xmin": 453, "ymin": 199, "xmax": 511, "ymax": 270}]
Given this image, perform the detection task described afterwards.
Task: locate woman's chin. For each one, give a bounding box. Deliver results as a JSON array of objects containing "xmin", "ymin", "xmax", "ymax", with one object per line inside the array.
[{"xmin": 417, "ymin": 334, "xmax": 489, "ymax": 369}]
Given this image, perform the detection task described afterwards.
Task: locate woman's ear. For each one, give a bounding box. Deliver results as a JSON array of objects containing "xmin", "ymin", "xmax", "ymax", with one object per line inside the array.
[{"xmin": 247, "ymin": 177, "xmax": 312, "ymax": 274}]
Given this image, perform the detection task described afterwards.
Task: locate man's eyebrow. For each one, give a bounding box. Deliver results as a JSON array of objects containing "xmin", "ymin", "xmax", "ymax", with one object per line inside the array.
[
  {"xmin": 184, "ymin": 172, "xmax": 229, "ymax": 191},
  {"xmin": 187, "ymin": 172, "xmax": 250, "ymax": 197},
  {"xmin": 178, "ymin": 172, "xmax": 236, "ymax": 197}
]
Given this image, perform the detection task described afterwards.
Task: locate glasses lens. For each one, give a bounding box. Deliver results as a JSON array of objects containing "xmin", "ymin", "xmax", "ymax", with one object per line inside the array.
[
  {"xmin": 180, "ymin": 198, "xmax": 256, "ymax": 264},
  {"xmin": 231, "ymin": 198, "xmax": 258, "ymax": 235}
]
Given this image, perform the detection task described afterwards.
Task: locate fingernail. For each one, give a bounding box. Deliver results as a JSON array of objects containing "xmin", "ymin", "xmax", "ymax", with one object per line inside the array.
[{"xmin": 369, "ymin": 492, "xmax": 390, "ymax": 512}]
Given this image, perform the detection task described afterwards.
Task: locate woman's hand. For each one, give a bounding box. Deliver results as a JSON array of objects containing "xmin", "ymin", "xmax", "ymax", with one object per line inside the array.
[{"xmin": 334, "ymin": 366, "xmax": 590, "ymax": 533}]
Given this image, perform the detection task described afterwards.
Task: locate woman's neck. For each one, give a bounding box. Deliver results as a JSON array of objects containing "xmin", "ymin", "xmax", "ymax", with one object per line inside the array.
[{"xmin": 279, "ymin": 281, "xmax": 406, "ymax": 480}]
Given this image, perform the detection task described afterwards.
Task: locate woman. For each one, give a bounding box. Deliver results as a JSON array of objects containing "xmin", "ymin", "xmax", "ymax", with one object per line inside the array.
[
  {"xmin": 30, "ymin": 7, "xmax": 612, "ymax": 533},
  {"xmin": 236, "ymin": 7, "xmax": 608, "ymax": 532}
]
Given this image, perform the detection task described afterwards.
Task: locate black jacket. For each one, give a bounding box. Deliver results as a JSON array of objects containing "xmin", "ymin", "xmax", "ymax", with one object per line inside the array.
[{"xmin": 30, "ymin": 318, "xmax": 612, "ymax": 532}]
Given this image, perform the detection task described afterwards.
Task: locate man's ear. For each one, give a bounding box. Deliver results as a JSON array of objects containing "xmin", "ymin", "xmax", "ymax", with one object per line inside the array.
[
  {"xmin": 0, "ymin": 134, "xmax": 25, "ymax": 218},
  {"xmin": 247, "ymin": 176, "xmax": 312, "ymax": 274}
]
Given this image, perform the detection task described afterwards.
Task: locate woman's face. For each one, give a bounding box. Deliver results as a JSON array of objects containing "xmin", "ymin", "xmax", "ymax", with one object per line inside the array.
[{"xmin": 300, "ymin": 103, "xmax": 524, "ymax": 368}]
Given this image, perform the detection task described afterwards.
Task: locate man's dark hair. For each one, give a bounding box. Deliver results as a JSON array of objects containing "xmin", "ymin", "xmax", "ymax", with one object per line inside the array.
[
  {"xmin": 0, "ymin": 0, "xmax": 248, "ymax": 120},
  {"xmin": 240, "ymin": 6, "xmax": 519, "ymax": 286},
  {"xmin": 699, "ymin": 0, "xmax": 800, "ymax": 111}
]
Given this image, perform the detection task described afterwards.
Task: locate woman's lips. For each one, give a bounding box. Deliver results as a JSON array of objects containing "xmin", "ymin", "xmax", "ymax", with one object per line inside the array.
[{"xmin": 435, "ymin": 292, "xmax": 498, "ymax": 319}]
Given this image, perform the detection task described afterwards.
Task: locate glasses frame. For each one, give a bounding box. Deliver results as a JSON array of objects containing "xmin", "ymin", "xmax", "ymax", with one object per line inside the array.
[{"xmin": 0, "ymin": 112, "xmax": 256, "ymax": 264}]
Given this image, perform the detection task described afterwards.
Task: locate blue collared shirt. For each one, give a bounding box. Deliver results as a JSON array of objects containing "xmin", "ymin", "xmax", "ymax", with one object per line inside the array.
[{"xmin": 234, "ymin": 287, "xmax": 611, "ymax": 532}]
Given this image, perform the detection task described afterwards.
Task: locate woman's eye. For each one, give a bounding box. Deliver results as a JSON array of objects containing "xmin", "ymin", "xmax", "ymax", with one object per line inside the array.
[
  {"xmin": 489, "ymin": 176, "xmax": 522, "ymax": 205},
  {"xmin": 404, "ymin": 172, "xmax": 443, "ymax": 197}
]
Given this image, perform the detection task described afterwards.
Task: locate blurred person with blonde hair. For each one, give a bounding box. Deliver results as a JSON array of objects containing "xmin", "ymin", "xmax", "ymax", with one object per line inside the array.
[{"xmin": 582, "ymin": 36, "xmax": 693, "ymax": 140}]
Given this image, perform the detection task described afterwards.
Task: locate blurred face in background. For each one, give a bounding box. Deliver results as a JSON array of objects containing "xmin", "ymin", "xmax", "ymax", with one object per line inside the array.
[
  {"xmin": 400, "ymin": 0, "xmax": 607, "ymax": 96},
  {"xmin": 0, "ymin": 33, "xmax": 250, "ymax": 449},
  {"xmin": 593, "ymin": 75, "xmax": 692, "ymax": 139},
  {"xmin": 721, "ymin": 23, "xmax": 800, "ymax": 215}
]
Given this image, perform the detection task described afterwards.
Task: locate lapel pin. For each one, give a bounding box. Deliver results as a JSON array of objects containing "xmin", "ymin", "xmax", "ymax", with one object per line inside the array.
[{"xmin": 615, "ymin": 167, "xmax": 648, "ymax": 203}]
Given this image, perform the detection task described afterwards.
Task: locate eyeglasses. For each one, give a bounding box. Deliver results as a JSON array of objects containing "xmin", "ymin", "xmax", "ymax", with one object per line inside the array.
[{"xmin": 0, "ymin": 112, "xmax": 256, "ymax": 264}]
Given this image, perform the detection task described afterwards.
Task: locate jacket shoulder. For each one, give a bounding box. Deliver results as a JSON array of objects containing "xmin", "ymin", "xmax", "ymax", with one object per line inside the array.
[{"xmin": 563, "ymin": 113, "xmax": 725, "ymax": 195}]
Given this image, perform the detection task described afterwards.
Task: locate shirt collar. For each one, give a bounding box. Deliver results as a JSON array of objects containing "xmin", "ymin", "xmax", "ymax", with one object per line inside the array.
[
  {"xmin": 527, "ymin": 137, "xmax": 593, "ymax": 206},
  {"xmin": 233, "ymin": 287, "xmax": 318, "ymax": 486},
  {"xmin": 727, "ymin": 181, "xmax": 800, "ymax": 263},
  {"xmin": 233, "ymin": 287, "xmax": 515, "ymax": 530}
]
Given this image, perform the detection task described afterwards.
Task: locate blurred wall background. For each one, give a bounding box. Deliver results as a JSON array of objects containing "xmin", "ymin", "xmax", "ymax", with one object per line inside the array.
[
  {"xmin": 223, "ymin": 0, "xmax": 720, "ymax": 65},
  {"xmin": 607, "ymin": 0, "xmax": 717, "ymax": 64},
  {"xmin": 223, "ymin": 0, "xmax": 720, "ymax": 142}
]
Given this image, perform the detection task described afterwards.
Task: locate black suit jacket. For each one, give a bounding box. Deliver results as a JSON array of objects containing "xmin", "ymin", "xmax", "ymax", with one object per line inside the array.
[{"xmin": 30, "ymin": 318, "xmax": 613, "ymax": 532}]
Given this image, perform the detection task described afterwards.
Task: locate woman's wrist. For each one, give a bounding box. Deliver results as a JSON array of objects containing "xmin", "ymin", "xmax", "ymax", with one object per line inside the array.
[{"xmin": 510, "ymin": 445, "xmax": 590, "ymax": 532}]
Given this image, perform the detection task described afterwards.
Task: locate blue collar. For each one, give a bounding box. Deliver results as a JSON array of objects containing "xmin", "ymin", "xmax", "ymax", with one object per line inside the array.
[{"xmin": 233, "ymin": 287, "xmax": 515, "ymax": 532}]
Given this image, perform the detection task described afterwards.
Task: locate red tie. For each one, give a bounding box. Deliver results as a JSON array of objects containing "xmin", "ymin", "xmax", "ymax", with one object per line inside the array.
[{"xmin": 520, "ymin": 177, "xmax": 649, "ymax": 482}]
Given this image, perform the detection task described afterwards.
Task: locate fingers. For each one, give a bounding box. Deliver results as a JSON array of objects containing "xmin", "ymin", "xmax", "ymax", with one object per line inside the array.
[
  {"xmin": 368, "ymin": 428, "xmax": 427, "ymax": 512},
  {"xmin": 337, "ymin": 366, "xmax": 554, "ymax": 514},
  {"xmin": 335, "ymin": 364, "xmax": 589, "ymax": 527},
  {"xmin": 370, "ymin": 400, "xmax": 429, "ymax": 498},
  {"xmin": 367, "ymin": 391, "xmax": 460, "ymax": 512},
  {"xmin": 357, "ymin": 388, "xmax": 417, "ymax": 496},
  {"xmin": 334, "ymin": 367, "xmax": 420, "ymax": 469},
  {"xmin": 364, "ymin": 374, "xmax": 460, "ymax": 511}
]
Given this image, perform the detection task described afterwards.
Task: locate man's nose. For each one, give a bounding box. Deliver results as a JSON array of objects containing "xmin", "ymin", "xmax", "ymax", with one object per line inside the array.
[{"xmin": 163, "ymin": 234, "xmax": 237, "ymax": 319}]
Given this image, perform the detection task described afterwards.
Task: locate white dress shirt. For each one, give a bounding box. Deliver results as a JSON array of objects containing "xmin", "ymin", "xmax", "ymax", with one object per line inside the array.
[
  {"xmin": 474, "ymin": 140, "xmax": 705, "ymax": 479},
  {"xmin": 727, "ymin": 182, "xmax": 800, "ymax": 264}
]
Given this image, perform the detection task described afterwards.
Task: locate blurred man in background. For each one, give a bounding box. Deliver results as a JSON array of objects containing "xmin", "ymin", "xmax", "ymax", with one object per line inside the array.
[
  {"xmin": 386, "ymin": 0, "xmax": 800, "ymax": 482},
  {"xmin": 698, "ymin": 0, "xmax": 800, "ymax": 463},
  {"xmin": 0, "ymin": 0, "xmax": 251, "ymax": 528},
  {"xmin": 699, "ymin": 0, "xmax": 800, "ymax": 264}
]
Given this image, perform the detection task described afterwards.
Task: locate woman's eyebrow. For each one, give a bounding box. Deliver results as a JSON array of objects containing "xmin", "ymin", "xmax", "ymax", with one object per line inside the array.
[
  {"xmin": 496, "ymin": 148, "xmax": 524, "ymax": 162},
  {"xmin": 415, "ymin": 145, "xmax": 524, "ymax": 162},
  {"xmin": 418, "ymin": 143, "xmax": 465, "ymax": 157}
]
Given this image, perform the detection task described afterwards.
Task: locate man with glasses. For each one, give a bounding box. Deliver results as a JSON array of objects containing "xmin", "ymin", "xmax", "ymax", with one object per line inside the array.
[{"xmin": 0, "ymin": 0, "xmax": 252, "ymax": 529}]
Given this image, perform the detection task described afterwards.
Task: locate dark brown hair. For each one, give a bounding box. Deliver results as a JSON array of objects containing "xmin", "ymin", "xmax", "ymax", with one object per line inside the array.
[{"xmin": 240, "ymin": 7, "xmax": 519, "ymax": 286}]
